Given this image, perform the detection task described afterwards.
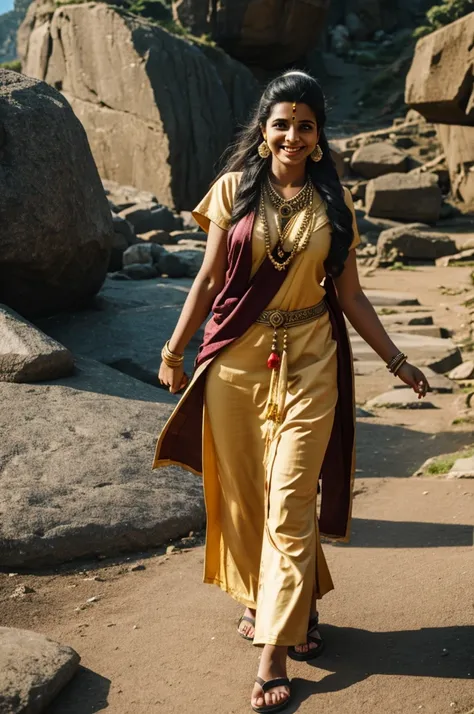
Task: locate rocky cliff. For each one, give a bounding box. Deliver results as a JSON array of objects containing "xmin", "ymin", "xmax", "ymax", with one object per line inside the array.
[
  {"xmin": 19, "ymin": 1, "xmax": 259, "ymax": 211},
  {"xmin": 0, "ymin": 0, "xmax": 31, "ymax": 62}
]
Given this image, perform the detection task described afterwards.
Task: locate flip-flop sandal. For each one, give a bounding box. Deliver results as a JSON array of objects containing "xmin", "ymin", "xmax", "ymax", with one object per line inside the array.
[
  {"xmin": 237, "ymin": 614, "xmax": 256, "ymax": 641},
  {"xmin": 251, "ymin": 676, "xmax": 292, "ymax": 713},
  {"xmin": 288, "ymin": 614, "xmax": 325, "ymax": 661}
]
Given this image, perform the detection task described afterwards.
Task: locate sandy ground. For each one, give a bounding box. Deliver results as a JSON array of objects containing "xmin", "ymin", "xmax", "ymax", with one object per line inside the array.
[{"xmin": 1, "ymin": 262, "xmax": 474, "ymax": 714}]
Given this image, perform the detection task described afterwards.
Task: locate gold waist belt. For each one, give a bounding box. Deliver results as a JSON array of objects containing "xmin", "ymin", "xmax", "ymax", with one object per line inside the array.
[{"xmin": 256, "ymin": 300, "xmax": 328, "ymax": 465}]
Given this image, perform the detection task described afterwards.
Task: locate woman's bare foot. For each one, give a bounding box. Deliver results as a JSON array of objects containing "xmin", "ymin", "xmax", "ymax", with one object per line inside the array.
[
  {"xmin": 251, "ymin": 644, "xmax": 290, "ymax": 710},
  {"xmin": 293, "ymin": 610, "xmax": 322, "ymax": 655},
  {"xmin": 237, "ymin": 607, "xmax": 256, "ymax": 639}
]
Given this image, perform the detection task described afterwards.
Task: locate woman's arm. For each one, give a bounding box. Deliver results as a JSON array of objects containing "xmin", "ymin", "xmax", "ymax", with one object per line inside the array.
[
  {"xmin": 334, "ymin": 251, "xmax": 429, "ymax": 397},
  {"xmin": 159, "ymin": 221, "xmax": 228, "ymax": 393}
]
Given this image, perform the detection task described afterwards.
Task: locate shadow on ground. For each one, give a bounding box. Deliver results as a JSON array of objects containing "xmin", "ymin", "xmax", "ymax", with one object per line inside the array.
[
  {"xmin": 45, "ymin": 666, "xmax": 111, "ymax": 713},
  {"xmin": 355, "ymin": 420, "xmax": 473, "ymax": 479},
  {"xmin": 331, "ymin": 517, "xmax": 474, "ymax": 548},
  {"xmin": 285, "ymin": 625, "xmax": 474, "ymax": 711}
]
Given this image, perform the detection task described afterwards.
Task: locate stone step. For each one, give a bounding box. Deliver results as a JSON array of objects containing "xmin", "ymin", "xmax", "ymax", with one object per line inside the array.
[
  {"xmin": 350, "ymin": 332, "xmax": 462, "ymax": 373},
  {"xmin": 364, "ymin": 290, "xmax": 420, "ymax": 306},
  {"xmin": 349, "ymin": 323, "xmax": 446, "ymax": 339}
]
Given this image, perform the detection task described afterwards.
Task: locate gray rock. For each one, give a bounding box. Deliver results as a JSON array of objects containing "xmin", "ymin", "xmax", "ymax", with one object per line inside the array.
[
  {"xmin": 0, "ymin": 70, "xmax": 113, "ymax": 318},
  {"xmin": 0, "ymin": 305, "xmax": 74, "ymax": 383},
  {"xmin": 366, "ymin": 388, "xmax": 436, "ymax": 409},
  {"xmin": 377, "ymin": 224, "xmax": 457, "ymax": 262},
  {"xmin": 351, "ymin": 332, "xmax": 462, "ymax": 374},
  {"xmin": 366, "ymin": 172, "xmax": 442, "ymax": 223},
  {"xmin": 138, "ymin": 230, "xmax": 176, "ymax": 246},
  {"xmin": 436, "ymin": 249, "xmax": 474, "ymax": 267},
  {"xmin": 447, "ymin": 456, "xmax": 474, "ymax": 479},
  {"xmin": 36, "ymin": 276, "xmax": 200, "ymax": 388},
  {"xmin": 120, "ymin": 263, "xmax": 159, "ymax": 280},
  {"xmin": 103, "ymin": 180, "xmax": 157, "ymax": 210},
  {"xmin": 119, "ymin": 204, "xmax": 183, "ymax": 234},
  {"xmin": 158, "ymin": 249, "xmax": 204, "ymax": 278},
  {"xmin": 449, "ymin": 361, "xmax": 474, "ymax": 380},
  {"xmin": 331, "ymin": 25, "xmax": 350, "ymax": 55},
  {"xmin": 0, "ymin": 626, "xmax": 80, "ymax": 713},
  {"xmin": 365, "ymin": 290, "xmax": 420, "ymax": 306},
  {"xmin": 351, "ymin": 142, "xmax": 409, "ymax": 179},
  {"xmin": 171, "ymin": 231, "xmax": 207, "ymax": 243},
  {"xmin": 112, "ymin": 214, "xmax": 136, "ymax": 245},
  {"xmin": 0, "ymin": 357, "xmax": 205, "ymax": 567},
  {"xmin": 122, "ymin": 243, "xmax": 164, "ymax": 267}
]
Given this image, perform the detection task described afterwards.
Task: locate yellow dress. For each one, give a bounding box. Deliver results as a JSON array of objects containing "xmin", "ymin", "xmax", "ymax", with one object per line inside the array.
[{"xmin": 188, "ymin": 173, "xmax": 361, "ymax": 647}]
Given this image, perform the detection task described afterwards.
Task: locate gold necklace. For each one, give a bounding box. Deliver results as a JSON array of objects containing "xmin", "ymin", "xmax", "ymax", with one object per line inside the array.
[
  {"xmin": 266, "ymin": 176, "xmax": 312, "ymax": 219},
  {"xmin": 259, "ymin": 184, "xmax": 314, "ymax": 271}
]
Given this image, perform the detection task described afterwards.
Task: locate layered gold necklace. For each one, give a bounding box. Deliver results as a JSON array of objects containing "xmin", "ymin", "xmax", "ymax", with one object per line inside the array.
[{"xmin": 260, "ymin": 176, "xmax": 314, "ymax": 271}]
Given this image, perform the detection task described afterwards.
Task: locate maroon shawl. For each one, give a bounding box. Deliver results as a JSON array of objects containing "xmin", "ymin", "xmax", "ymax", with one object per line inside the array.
[{"xmin": 155, "ymin": 213, "xmax": 355, "ymax": 540}]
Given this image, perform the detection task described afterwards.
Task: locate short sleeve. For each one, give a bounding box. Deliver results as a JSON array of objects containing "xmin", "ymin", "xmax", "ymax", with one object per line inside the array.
[
  {"xmin": 343, "ymin": 186, "xmax": 361, "ymax": 251},
  {"xmin": 192, "ymin": 172, "xmax": 242, "ymax": 233}
]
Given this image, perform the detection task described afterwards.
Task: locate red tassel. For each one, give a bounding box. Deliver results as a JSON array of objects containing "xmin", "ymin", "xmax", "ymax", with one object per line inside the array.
[{"xmin": 267, "ymin": 352, "xmax": 281, "ymax": 370}]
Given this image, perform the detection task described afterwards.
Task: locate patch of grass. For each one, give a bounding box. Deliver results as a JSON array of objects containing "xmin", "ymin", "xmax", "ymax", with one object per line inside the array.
[
  {"xmin": 0, "ymin": 60, "xmax": 21, "ymax": 72},
  {"xmin": 452, "ymin": 416, "xmax": 474, "ymax": 425},
  {"xmin": 378, "ymin": 308, "xmax": 398, "ymax": 315},
  {"xmin": 387, "ymin": 262, "xmax": 418, "ymax": 271},
  {"xmin": 426, "ymin": 446, "xmax": 474, "ymax": 474}
]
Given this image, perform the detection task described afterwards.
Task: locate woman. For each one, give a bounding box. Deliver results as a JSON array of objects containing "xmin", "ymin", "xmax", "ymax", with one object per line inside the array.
[{"xmin": 154, "ymin": 71, "xmax": 429, "ymax": 713}]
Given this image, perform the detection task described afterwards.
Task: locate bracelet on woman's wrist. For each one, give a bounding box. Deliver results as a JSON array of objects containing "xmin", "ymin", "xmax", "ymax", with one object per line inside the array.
[
  {"xmin": 386, "ymin": 352, "xmax": 407, "ymax": 375},
  {"xmin": 161, "ymin": 340, "xmax": 184, "ymax": 369}
]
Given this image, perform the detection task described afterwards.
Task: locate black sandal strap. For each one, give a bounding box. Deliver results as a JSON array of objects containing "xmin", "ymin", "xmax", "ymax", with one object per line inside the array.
[
  {"xmin": 256, "ymin": 676, "xmax": 291, "ymax": 693},
  {"xmin": 239, "ymin": 615, "xmax": 256, "ymax": 626}
]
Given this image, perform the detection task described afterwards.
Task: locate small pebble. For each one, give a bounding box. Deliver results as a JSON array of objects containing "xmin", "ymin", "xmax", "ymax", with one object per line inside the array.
[
  {"xmin": 86, "ymin": 596, "xmax": 101, "ymax": 603},
  {"xmin": 130, "ymin": 564, "xmax": 146, "ymax": 572},
  {"xmin": 10, "ymin": 584, "xmax": 35, "ymax": 598},
  {"xmin": 166, "ymin": 545, "xmax": 176, "ymax": 554},
  {"xmin": 422, "ymin": 491, "xmax": 429, "ymax": 495},
  {"xmin": 8, "ymin": 573, "xmax": 18, "ymax": 577}
]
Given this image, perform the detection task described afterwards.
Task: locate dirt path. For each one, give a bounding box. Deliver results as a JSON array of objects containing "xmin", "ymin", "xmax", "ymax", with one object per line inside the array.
[{"xmin": 1, "ymin": 263, "xmax": 474, "ymax": 714}]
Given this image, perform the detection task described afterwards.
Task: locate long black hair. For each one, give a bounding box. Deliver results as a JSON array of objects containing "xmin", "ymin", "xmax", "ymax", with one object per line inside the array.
[{"xmin": 216, "ymin": 70, "xmax": 354, "ymax": 277}]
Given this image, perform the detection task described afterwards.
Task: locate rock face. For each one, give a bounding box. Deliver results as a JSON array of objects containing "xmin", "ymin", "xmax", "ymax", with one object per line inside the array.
[
  {"xmin": 376, "ymin": 224, "xmax": 457, "ymax": 262},
  {"xmin": 366, "ymin": 172, "xmax": 442, "ymax": 222},
  {"xmin": 19, "ymin": 1, "xmax": 259, "ymax": 211},
  {"xmin": 405, "ymin": 13, "xmax": 474, "ymax": 126},
  {"xmin": 350, "ymin": 141, "xmax": 409, "ymax": 179},
  {"xmin": 0, "ymin": 357, "xmax": 205, "ymax": 567},
  {"xmin": 0, "ymin": 305, "xmax": 74, "ymax": 382},
  {"xmin": 0, "ymin": 626, "xmax": 80, "ymax": 713},
  {"xmin": 0, "ymin": 69, "xmax": 113, "ymax": 318},
  {"xmin": 172, "ymin": 0, "xmax": 330, "ymax": 68},
  {"xmin": 436, "ymin": 124, "xmax": 474, "ymax": 204}
]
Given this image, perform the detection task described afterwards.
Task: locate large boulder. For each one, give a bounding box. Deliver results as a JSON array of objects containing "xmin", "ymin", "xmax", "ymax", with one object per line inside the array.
[
  {"xmin": 376, "ymin": 224, "xmax": 458, "ymax": 263},
  {"xmin": 366, "ymin": 172, "xmax": 442, "ymax": 223},
  {"xmin": 0, "ymin": 69, "xmax": 112, "ymax": 318},
  {"xmin": 405, "ymin": 13, "xmax": 474, "ymax": 126},
  {"xmin": 172, "ymin": 0, "xmax": 330, "ymax": 68},
  {"xmin": 0, "ymin": 627, "xmax": 80, "ymax": 714},
  {"xmin": 436, "ymin": 124, "xmax": 474, "ymax": 204},
  {"xmin": 19, "ymin": 1, "xmax": 259, "ymax": 211},
  {"xmin": 350, "ymin": 141, "xmax": 409, "ymax": 179}
]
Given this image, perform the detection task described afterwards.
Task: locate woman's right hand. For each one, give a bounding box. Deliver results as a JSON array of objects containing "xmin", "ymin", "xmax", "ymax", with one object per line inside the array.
[{"xmin": 158, "ymin": 361, "xmax": 189, "ymax": 394}]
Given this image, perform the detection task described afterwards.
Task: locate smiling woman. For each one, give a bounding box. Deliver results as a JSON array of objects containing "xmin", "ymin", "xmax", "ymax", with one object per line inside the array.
[{"xmin": 153, "ymin": 70, "xmax": 430, "ymax": 714}]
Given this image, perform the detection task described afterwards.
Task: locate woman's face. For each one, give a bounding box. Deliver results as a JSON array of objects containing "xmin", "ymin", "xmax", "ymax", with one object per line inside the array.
[{"xmin": 262, "ymin": 102, "xmax": 319, "ymax": 167}]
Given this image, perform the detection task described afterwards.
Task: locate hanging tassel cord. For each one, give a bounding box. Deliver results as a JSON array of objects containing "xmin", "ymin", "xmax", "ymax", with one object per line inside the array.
[{"xmin": 263, "ymin": 326, "xmax": 288, "ymax": 466}]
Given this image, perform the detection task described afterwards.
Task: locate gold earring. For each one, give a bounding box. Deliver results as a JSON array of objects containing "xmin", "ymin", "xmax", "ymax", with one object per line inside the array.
[
  {"xmin": 258, "ymin": 140, "xmax": 271, "ymax": 159},
  {"xmin": 310, "ymin": 144, "xmax": 323, "ymax": 162}
]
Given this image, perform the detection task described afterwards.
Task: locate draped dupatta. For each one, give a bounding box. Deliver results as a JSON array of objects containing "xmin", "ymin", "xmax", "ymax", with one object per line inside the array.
[{"xmin": 153, "ymin": 212, "xmax": 356, "ymax": 541}]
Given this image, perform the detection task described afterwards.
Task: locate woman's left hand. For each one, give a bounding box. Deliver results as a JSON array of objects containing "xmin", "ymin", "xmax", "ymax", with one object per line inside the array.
[{"xmin": 396, "ymin": 362, "xmax": 430, "ymax": 399}]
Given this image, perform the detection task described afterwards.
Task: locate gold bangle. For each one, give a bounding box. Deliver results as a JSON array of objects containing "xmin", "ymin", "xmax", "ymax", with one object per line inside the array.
[{"xmin": 161, "ymin": 340, "xmax": 184, "ymax": 368}]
